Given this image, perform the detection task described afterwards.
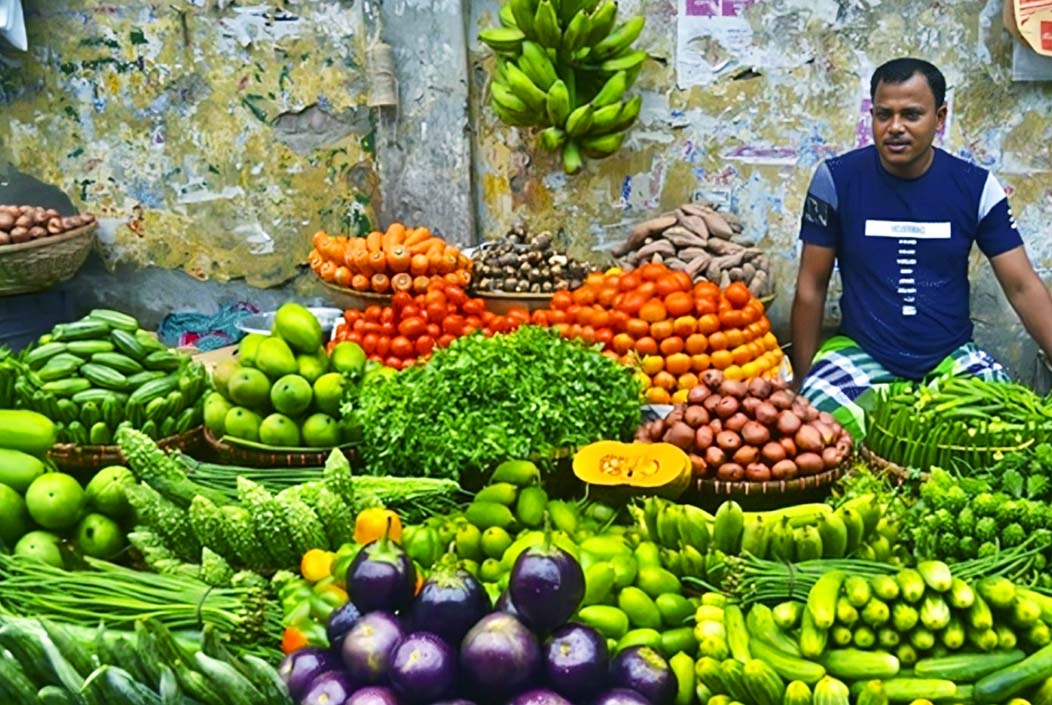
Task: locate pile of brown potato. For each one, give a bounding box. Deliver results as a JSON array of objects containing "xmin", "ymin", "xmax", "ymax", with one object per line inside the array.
[{"xmin": 0, "ymin": 205, "xmax": 96, "ymax": 246}]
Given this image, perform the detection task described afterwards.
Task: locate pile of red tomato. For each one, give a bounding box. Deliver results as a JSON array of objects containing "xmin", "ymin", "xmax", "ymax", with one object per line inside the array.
[{"xmin": 329, "ymin": 280, "xmax": 531, "ymax": 368}]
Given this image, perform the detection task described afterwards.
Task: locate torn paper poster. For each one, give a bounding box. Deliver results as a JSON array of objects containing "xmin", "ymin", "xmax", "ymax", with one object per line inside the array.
[{"xmin": 676, "ymin": 0, "xmax": 761, "ymax": 88}]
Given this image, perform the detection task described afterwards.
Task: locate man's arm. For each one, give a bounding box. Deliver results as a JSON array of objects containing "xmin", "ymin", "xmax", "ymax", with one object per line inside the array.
[
  {"xmin": 989, "ymin": 245, "xmax": 1052, "ymax": 362},
  {"xmin": 791, "ymin": 243, "xmax": 837, "ymax": 389}
]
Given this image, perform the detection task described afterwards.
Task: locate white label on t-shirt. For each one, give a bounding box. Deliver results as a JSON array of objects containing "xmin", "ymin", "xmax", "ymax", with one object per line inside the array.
[{"xmin": 865, "ymin": 220, "xmax": 951, "ymax": 239}]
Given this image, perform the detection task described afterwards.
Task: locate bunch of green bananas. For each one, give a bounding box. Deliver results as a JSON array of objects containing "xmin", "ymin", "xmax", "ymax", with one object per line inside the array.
[{"xmin": 479, "ymin": 0, "xmax": 647, "ymax": 174}]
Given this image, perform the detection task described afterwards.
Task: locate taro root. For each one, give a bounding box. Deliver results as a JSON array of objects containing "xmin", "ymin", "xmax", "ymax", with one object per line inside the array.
[
  {"xmin": 771, "ymin": 459, "xmax": 798, "ymax": 480},
  {"xmin": 740, "ymin": 420, "xmax": 770, "ymax": 447},
  {"xmin": 723, "ymin": 412, "xmax": 748, "ymax": 433},
  {"xmin": 716, "ymin": 463, "xmax": 745, "ymax": 481}
]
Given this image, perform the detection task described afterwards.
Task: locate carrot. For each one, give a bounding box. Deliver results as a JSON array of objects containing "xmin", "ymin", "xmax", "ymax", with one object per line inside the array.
[
  {"xmin": 386, "ymin": 245, "xmax": 411, "ymax": 273},
  {"xmin": 349, "ymin": 236, "xmax": 368, "ymax": 252},
  {"xmin": 318, "ymin": 261, "xmax": 337, "ymax": 282},
  {"xmin": 366, "ymin": 230, "xmax": 383, "ymax": 253},
  {"xmin": 425, "ymin": 239, "xmax": 446, "ymax": 256},
  {"xmin": 428, "ymin": 252, "xmax": 445, "ymax": 274},
  {"xmin": 352, "ymin": 274, "xmax": 371, "ymax": 291},
  {"xmin": 312, "ymin": 230, "xmax": 329, "ymax": 249},
  {"xmin": 404, "ymin": 226, "xmax": 431, "ymax": 247},
  {"xmin": 413, "ymin": 275, "xmax": 431, "ymax": 293},
  {"xmin": 391, "ymin": 272, "xmax": 413, "ymax": 291},
  {"xmin": 382, "ymin": 222, "xmax": 407, "ymax": 250},
  {"xmin": 307, "ymin": 248, "xmax": 323, "ymax": 270},
  {"xmin": 352, "ymin": 249, "xmax": 372, "ymax": 275},
  {"xmin": 410, "ymin": 253, "xmax": 430, "ymax": 276},
  {"xmin": 334, "ymin": 266, "xmax": 353, "ymax": 287},
  {"xmin": 456, "ymin": 269, "xmax": 471, "ymax": 287},
  {"xmin": 408, "ymin": 237, "xmax": 439, "ymax": 255},
  {"xmin": 368, "ymin": 250, "xmax": 387, "ymax": 273},
  {"xmin": 437, "ymin": 253, "xmax": 457, "ymax": 275},
  {"xmin": 371, "ymin": 273, "xmax": 391, "ymax": 293}
]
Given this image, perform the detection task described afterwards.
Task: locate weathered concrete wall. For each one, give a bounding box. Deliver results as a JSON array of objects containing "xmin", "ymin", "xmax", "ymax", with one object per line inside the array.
[{"xmin": 469, "ymin": 0, "xmax": 1052, "ymax": 380}]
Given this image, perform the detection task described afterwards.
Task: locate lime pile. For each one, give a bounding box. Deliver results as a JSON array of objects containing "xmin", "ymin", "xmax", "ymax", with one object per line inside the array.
[
  {"xmin": 204, "ymin": 303, "xmax": 367, "ymax": 448},
  {"xmin": 0, "ymin": 409, "xmax": 132, "ymax": 567}
]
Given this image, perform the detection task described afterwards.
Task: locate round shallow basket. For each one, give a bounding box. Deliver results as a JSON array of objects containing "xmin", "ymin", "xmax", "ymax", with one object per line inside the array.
[
  {"xmin": 49, "ymin": 425, "xmax": 204, "ymax": 480},
  {"xmin": 858, "ymin": 444, "xmax": 928, "ymax": 484},
  {"xmin": 685, "ymin": 461, "xmax": 850, "ymax": 512},
  {"xmin": 473, "ymin": 290, "xmax": 553, "ymax": 314},
  {"xmin": 0, "ymin": 223, "xmax": 97, "ymax": 296},
  {"xmin": 203, "ymin": 427, "xmax": 359, "ymax": 469},
  {"xmin": 321, "ymin": 281, "xmax": 392, "ymax": 311}
]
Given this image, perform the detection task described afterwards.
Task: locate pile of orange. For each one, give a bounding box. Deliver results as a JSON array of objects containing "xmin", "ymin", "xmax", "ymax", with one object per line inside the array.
[{"xmin": 527, "ymin": 262, "xmax": 783, "ymax": 404}]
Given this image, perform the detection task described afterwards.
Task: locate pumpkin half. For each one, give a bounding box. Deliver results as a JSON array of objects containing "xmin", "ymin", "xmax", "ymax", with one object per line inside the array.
[{"xmin": 572, "ymin": 441, "xmax": 691, "ymax": 499}]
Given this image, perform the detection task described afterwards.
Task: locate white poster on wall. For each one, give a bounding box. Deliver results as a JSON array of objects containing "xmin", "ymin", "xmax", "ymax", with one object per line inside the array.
[{"xmin": 675, "ymin": 0, "xmax": 761, "ymax": 88}]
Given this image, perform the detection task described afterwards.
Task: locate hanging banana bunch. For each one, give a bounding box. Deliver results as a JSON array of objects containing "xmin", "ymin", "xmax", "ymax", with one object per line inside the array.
[{"xmin": 479, "ymin": 0, "xmax": 647, "ymax": 174}]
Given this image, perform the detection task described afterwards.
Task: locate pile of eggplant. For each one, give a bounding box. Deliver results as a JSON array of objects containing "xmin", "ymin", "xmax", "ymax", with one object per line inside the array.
[
  {"xmin": 280, "ymin": 529, "xmax": 677, "ymax": 705},
  {"xmin": 471, "ymin": 224, "xmax": 591, "ymax": 295}
]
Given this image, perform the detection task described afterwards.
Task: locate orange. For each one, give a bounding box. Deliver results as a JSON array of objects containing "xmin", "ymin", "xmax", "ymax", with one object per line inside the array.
[
  {"xmin": 619, "ymin": 271, "xmax": 641, "ymax": 291},
  {"xmin": 677, "ymin": 372, "xmax": 699, "ymax": 390},
  {"xmin": 591, "ymin": 308, "xmax": 611, "ymax": 330},
  {"xmin": 659, "ymin": 336, "xmax": 684, "ymax": 356},
  {"xmin": 645, "ymin": 386, "xmax": 671, "ymax": 404},
  {"xmin": 626, "ymin": 317, "xmax": 650, "ymax": 338},
  {"xmin": 665, "ymin": 353, "xmax": 692, "ymax": 375},
  {"xmin": 758, "ymin": 316, "xmax": 771, "ymax": 334},
  {"xmin": 637, "ymin": 281, "xmax": 657, "ymax": 300},
  {"xmin": 732, "ymin": 345, "xmax": 753, "ymax": 366},
  {"xmin": 723, "ymin": 364, "xmax": 744, "ymax": 380},
  {"xmin": 695, "ymin": 296, "xmax": 718, "ymax": 316},
  {"xmin": 711, "ymin": 349, "xmax": 733, "ymax": 370},
  {"xmin": 685, "ymin": 333, "xmax": 708, "ymax": 355},
  {"xmin": 641, "ymin": 355, "xmax": 665, "ymax": 375},
  {"xmin": 639, "ymin": 262, "xmax": 667, "ymax": 281},
  {"xmin": 725, "ymin": 328, "xmax": 744, "ymax": 349},
  {"xmin": 740, "ymin": 305, "xmax": 759, "ymax": 325},
  {"xmin": 673, "ymin": 315, "xmax": 697, "ymax": 337},
  {"xmin": 708, "ymin": 331, "xmax": 728, "ymax": 351},
  {"xmin": 697, "ymin": 314, "xmax": 720, "ymax": 335},
  {"xmin": 652, "ymin": 370, "xmax": 677, "ymax": 391},
  {"xmin": 672, "ymin": 388, "xmax": 690, "ymax": 404},
  {"xmin": 650, "ymin": 319, "xmax": 674, "ymax": 340},
  {"xmin": 664, "ymin": 291, "xmax": 694, "ymax": 317},
  {"xmin": 720, "ymin": 309, "xmax": 745, "ymax": 329},
  {"xmin": 725, "ymin": 281, "xmax": 751, "ymax": 308},
  {"xmin": 640, "ymin": 299, "xmax": 668, "ymax": 323},
  {"xmin": 612, "ymin": 333, "xmax": 635, "ymax": 355},
  {"xmin": 656, "ymin": 275, "xmax": 682, "ymax": 298},
  {"xmin": 763, "ymin": 331, "xmax": 779, "ymax": 350},
  {"xmin": 634, "ymin": 336, "xmax": 658, "ymax": 356},
  {"xmin": 633, "ymin": 370, "xmax": 652, "ymax": 389},
  {"xmin": 575, "ymin": 306, "xmax": 594, "ymax": 327},
  {"xmin": 572, "ymin": 286, "xmax": 597, "ymax": 306},
  {"xmin": 597, "ymin": 286, "xmax": 618, "ymax": 307},
  {"xmin": 691, "ymin": 353, "xmax": 711, "ymax": 371},
  {"xmin": 740, "ymin": 361, "xmax": 760, "ymax": 379},
  {"xmin": 586, "ymin": 271, "xmax": 606, "ymax": 288},
  {"xmin": 619, "ymin": 291, "xmax": 648, "ymax": 315}
]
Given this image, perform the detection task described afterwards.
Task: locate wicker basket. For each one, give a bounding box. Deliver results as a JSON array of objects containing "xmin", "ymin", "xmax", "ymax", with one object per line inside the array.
[
  {"xmin": 0, "ymin": 223, "xmax": 97, "ymax": 296},
  {"xmin": 49, "ymin": 425, "xmax": 204, "ymax": 480},
  {"xmin": 203, "ymin": 427, "xmax": 359, "ymax": 469},
  {"xmin": 685, "ymin": 461, "xmax": 850, "ymax": 512},
  {"xmin": 473, "ymin": 291, "xmax": 553, "ymax": 314},
  {"xmin": 320, "ymin": 281, "xmax": 392, "ymax": 311}
]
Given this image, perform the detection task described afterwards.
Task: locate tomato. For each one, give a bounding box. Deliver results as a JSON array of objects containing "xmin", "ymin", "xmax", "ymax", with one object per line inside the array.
[
  {"xmin": 548, "ymin": 309, "xmax": 567, "ymax": 324},
  {"xmin": 465, "ymin": 315, "xmax": 482, "ymax": 329},
  {"xmin": 443, "ymin": 315, "xmax": 466, "ymax": 336},
  {"xmin": 426, "ymin": 303, "xmax": 447, "ymax": 322},
  {"xmin": 424, "ymin": 289, "xmax": 447, "ymax": 306},
  {"xmin": 437, "ymin": 333, "xmax": 456, "ymax": 348},
  {"xmin": 401, "ymin": 303, "xmax": 422, "ymax": 320},
  {"xmin": 415, "ymin": 335, "xmax": 435, "ymax": 357},
  {"xmin": 426, "ymin": 322, "xmax": 441, "ymax": 338},
  {"xmin": 531, "ymin": 310, "xmax": 550, "ymax": 326},
  {"xmin": 361, "ymin": 333, "xmax": 379, "ymax": 354},
  {"xmin": 380, "ymin": 322, "xmax": 396, "ymax": 337},
  {"xmin": 392, "ymin": 291, "xmax": 413, "ymax": 310},
  {"xmin": 384, "ymin": 356, "xmax": 403, "ymax": 369},
  {"xmin": 343, "ymin": 309, "xmax": 361, "ymax": 323},
  {"xmin": 364, "ymin": 305, "xmax": 383, "ymax": 322},
  {"xmin": 399, "ymin": 357, "xmax": 416, "ymax": 370},
  {"xmin": 398, "ymin": 316, "xmax": 427, "ymax": 339},
  {"xmin": 462, "ymin": 299, "xmax": 485, "ymax": 316},
  {"xmin": 445, "ymin": 285, "xmax": 468, "ymax": 306},
  {"xmin": 390, "ymin": 336, "xmax": 414, "ymax": 359},
  {"xmin": 381, "ymin": 307, "xmax": 395, "ymax": 325},
  {"xmin": 725, "ymin": 281, "xmax": 752, "ymax": 308},
  {"xmin": 345, "ymin": 331, "xmax": 363, "ymax": 345},
  {"xmin": 352, "ymin": 319, "xmax": 367, "ymax": 333},
  {"xmin": 374, "ymin": 336, "xmax": 391, "ymax": 357},
  {"xmin": 482, "ymin": 328, "xmax": 494, "ymax": 336},
  {"xmin": 492, "ymin": 316, "xmax": 515, "ymax": 334},
  {"xmin": 362, "ymin": 321, "xmax": 382, "ymax": 335},
  {"xmin": 595, "ymin": 327, "xmax": 614, "ymax": 348},
  {"xmin": 551, "ymin": 291, "xmax": 573, "ymax": 310}
]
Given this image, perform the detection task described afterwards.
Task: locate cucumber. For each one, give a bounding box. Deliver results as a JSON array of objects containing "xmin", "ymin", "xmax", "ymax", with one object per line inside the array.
[
  {"xmin": 915, "ymin": 650, "xmax": 1025, "ymax": 682},
  {"xmin": 0, "ymin": 653, "xmax": 39, "ymax": 704},
  {"xmin": 724, "ymin": 604, "xmax": 751, "ymax": 662},
  {"xmin": 882, "ymin": 679, "xmax": 957, "ymax": 703},
  {"xmin": 91, "ymin": 352, "xmax": 144, "ymax": 375},
  {"xmin": 66, "ymin": 339, "xmax": 115, "ymax": 356},
  {"xmin": 0, "ymin": 409, "xmax": 58, "ymax": 454},
  {"xmin": 800, "ymin": 606, "xmax": 828, "ymax": 659},
  {"xmin": 813, "ymin": 676, "xmax": 851, "ymax": 705},
  {"xmin": 975, "ymin": 643, "xmax": 1052, "ymax": 704},
  {"xmin": 749, "ymin": 636, "xmax": 826, "ymax": 684},
  {"xmin": 88, "ymin": 308, "xmax": 140, "ymax": 331},
  {"xmin": 111, "ymin": 329, "xmax": 149, "ymax": 361},
  {"xmin": 743, "ymin": 658, "xmax": 786, "ymax": 705},
  {"xmin": 819, "ymin": 649, "xmax": 900, "ymax": 680},
  {"xmin": 746, "ymin": 603, "xmax": 802, "ymax": 657}
]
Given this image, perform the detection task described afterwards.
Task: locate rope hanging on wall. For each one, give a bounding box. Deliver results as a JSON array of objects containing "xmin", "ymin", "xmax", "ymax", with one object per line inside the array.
[{"xmin": 367, "ymin": 28, "xmax": 399, "ymax": 111}]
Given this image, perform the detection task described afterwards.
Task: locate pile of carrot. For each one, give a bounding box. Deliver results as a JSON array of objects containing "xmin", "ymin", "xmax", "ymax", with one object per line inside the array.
[{"xmin": 309, "ymin": 223, "xmax": 473, "ymax": 294}]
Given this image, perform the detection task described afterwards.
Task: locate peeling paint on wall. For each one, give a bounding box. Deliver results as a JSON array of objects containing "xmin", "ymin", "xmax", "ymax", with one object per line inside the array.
[{"xmin": 0, "ymin": 1, "xmax": 378, "ymax": 287}]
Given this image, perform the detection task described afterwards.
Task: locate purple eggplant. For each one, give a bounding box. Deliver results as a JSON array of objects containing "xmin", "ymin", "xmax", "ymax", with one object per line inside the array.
[
  {"xmin": 609, "ymin": 646, "xmax": 675, "ymax": 705},
  {"xmin": 301, "ymin": 670, "xmax": 357, "ymax": 705},
  {"xmin": 509, "ymin": 689, "xmax": 573, "ymax": 705},
  {"xmin": 410, "ymin": 567, "xmax": 490, "ymax": 647},
  {"xmin": 389, "ymin": 632, "xmax": 457, "ymax": 704},
  {"xmin": 278, "ymin": 647, "xmax": 342, "ymax": 701},
  {"xmin": 341, "ymin": 611, "xmax": 405, "ymax": 684},
  {"xmin": 428, "ymin": 701, "xmax": 477, "ymax": 705},
  {"xmin": 329, "ymin": 600, "xmax": 365, "ymax": 652},
  {"xmin": 495, "ymin": 590, "xmax": 520, "ymax": 617},
  {"xmin": 543, "ymin": 624, "xmax": 608, "ymax": 700},
  {"xmin": 459, "ymin": 612, "xmax": 540, "ymax": 701},
  {"xmin": 508, "ymin": 536, "xmax": 584, "ymax": 633},
  {"xmin": 347, "ymin": 686, "xmax": 403, "ymax": 705},
  {"xmin": 347, "ymin": 519, "xmax": 417, "ymax": 613},
  {"xmin": 590, "ymin": 688, "xmax": 651, "ymax": 705}
]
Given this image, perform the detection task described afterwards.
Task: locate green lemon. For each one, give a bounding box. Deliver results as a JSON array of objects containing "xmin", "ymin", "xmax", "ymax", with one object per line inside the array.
[
  {"xmin": 312, "ymin": 373, "xmax": 346, "ymax": 416},
  {"xmin": 296, "ymin": 350, "xmax": 330, "ymax": 383},
  {"xmin": 270, "ymin": 374, "xmax": 314, "ymax": 417},
  {"xmin": 223, "ymin": 406, "xmax": 263, "ymax": 442},
  {"xmin": 330, "ymin": 342, "xmax": 367, "ymax": 376},
  {"xmin": 84, "ymin": 465, "xmax": 136, "ymax": 519},
  {"xmin": 480, "ymin": 526, "xmax": 513, "ymax": 560},
  {"xmin": 75, "ymin": 513, "xmax": 126, "ymax": 559},
  {"xmin": 227, "ymin": 368, "xmax": 271, "ymax": 410},
  {"xmin": 211, "ymin": 358, "xmax": 241, "ymax": 398},
  {"xmin": 14, "ymin": 530, "xmax": 64, "ymax": 568},
  {"xmin": 203, "ymin": 392, "xmax": 233, "ymax": 437},
  {"xmin": 300, "ymin": 413, "xmax": 341, "ymax": 448},
  {"xmin": 25, "ymin": 473, "xmax": 85, "ymax": 531},
  {"xmin": 259, "ymin": 413, "xmax": 302, "ymax": 447},
  {"xmin": 0, "ymin": 483, "xmax": 30, "ymax": 550},
  {"xmin": 238, "ymin": 333, "xmax": 266, "ymax": 367}
]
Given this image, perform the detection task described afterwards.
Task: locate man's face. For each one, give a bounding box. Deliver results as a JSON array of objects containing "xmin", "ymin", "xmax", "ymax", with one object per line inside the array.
[{"xmin": 871, "ymin": 72, "xmax": 947, "ymax": 175}]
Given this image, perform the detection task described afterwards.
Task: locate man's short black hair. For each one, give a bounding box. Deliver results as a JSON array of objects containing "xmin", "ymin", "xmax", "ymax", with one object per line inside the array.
[{"xmin": 870, "ymin": 58, "xmax": 946, "ymax": 108}]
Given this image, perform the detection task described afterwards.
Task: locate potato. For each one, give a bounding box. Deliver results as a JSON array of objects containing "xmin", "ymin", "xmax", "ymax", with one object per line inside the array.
[
  {"xmin": 818, "ymin": 411, "xmax": 836, "ymax": 426},
  {"xmin": 754, "ymin": 401, "xmax": 779, "ymax": 427},
  {"xmin": 663, "ymin": 421, "xmax": 695, "ymax": 450},
  {"xmin": 741, "ymin": 420, "xmax": 771, "ymax": 447},
  {"xmin": 709, "ymin": 418, "xmax": 722, "ymax": 433},
  {"xmin": 794, "ymin": 452, "xmax": 825, "ymax": 476},
  {"xmin": 761, "ymin": 441, "xmax": 786, "ymax": 464},
  {"xmin": 702, "ymin": 393, "xmax": 723, "ymax": 414},
  {"xmin": 666, "ymin": 408, "xmax": 685, "ymax": 427},
  {"xmin": 702, "ymin": 369, "xmax": 724, "ymax": 388},
  {"xmin": 771, "ymin": 459, "xmax": 798, "ymax": 480},
  {"xmin": 718, "ymin": 379, "xmax": 748, "ymax": 399},
  {"xmin": 687, "ymin": 385, "xmax": 711, "ymax": 404},
  {"xmin": 684, "ymin": 405, "xmax": 710, "ymax": 428},
  {"xmin": 732, "ymin": 445, "xmax": 759, "ymax": 466},
  {"xmin": 14, "ymin": 214, "xmax": 32, "ymax": 228},
  {"xmin": 822, "ymin": 446, "xmax": 840, "ymax": 469},
  {"xmin": 741, "ymin": 396, "xmax": 762, "ymax": 416},
  {"xmin": 769, "ymin": 390, "xmax": 795, "ymax": 411},
  {"xmin": 716, "ymin": 430, "xmax": 742, "ymax": 452},
  {"xmin": 715, "ymin": 396, "xmax": 740, "ymax": 419},
  {"xmin": 724, "ymin": 412, "xmax": 749, "ymax": 433},
  {"xmin": 746, "ymin": 377, "xmax": 773, "ymax": 400},
  {"xmin": 705, "ymin": 445, "xmax": 727, "ymax": 469},
  {"xmin": 716, "ymin": 463, "xmax": 745, "ymax": 482},
  {"xmin": 47, "ymin": 218, "xmax": 63, "ymax": 234},
  {"xmin": 745, "ymin": 462, "xmax": 772, "ymax": 482},
  {"xmin": 811, "ymin": 420, "xmax": 836, "ymax": 445},
  {"xmin": 777, "ymin": 410, "xmax": 802, "ymax": 436},
  {"xmin": 28, "ymin": 226, "xmax": 47, "ymax": 239},
  {"xmin": 694, "ymin": 425, "xmax": 715, "ymax": 450},
  {"xmin": 0, "ymin": 212, "xmax": 13, "ymax": 230},
  {"xmin": 0, "ymin": 231, "xmax": 10, "ymax": 245},
  {"xmin": 779, "ymin": 437, "xmax": 797, "ymax": 457},
  {"xmin": 794, "ymin": 425, "xmax": 824, "ymax": 453},
  {"xmin": 10, "ymin": 226, "xmax": 30, "ymax": 243},
  {"xmin": 688, "ymin": 453, "xmax": 707, "ymax": 476}
]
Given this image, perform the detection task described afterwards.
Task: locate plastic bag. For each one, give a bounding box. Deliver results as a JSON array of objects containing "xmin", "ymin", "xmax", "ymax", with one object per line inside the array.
[{"xmin": 0, "ymin": 0, "xmax": 27, "ymax": 51}]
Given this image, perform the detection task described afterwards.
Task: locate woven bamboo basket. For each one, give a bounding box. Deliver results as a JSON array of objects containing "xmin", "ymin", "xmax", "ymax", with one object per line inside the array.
[
  {"xmin": 685, "ymin": 460, "xmax": 850, "ymax": 512},
  {"xmin": 0, "ymin": 223, "xmax": 97, "ymax": 296},
  {"xmin": 473, "ymin": 291, "xmax": 553, "ymax": 314},
  {"xmin": 203, "ymin": 427, "xmax": 359, "ymax": 469},
  {"xmin": 320, "ymin": 281, "xmax": 393, "ymax": 311},
  {"xmin": 49, "ymin": 425, "xmax": 204, "ymax": 479}
]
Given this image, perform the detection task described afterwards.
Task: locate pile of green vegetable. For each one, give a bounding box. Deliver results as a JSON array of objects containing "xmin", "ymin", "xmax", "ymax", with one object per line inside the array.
[
  {"xmin": 865, "ymin": 377, "xmax": 1052, "ymax": 472},
  {"xmin": 349, "ymin": 325, "xmax": 642, "ymax": 480}
]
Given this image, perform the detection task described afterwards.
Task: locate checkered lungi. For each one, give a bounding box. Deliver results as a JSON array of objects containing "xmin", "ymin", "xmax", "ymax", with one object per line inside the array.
[{"xmin": 799, "ymin": 335, "xmax": 1010, "ymax": 440}]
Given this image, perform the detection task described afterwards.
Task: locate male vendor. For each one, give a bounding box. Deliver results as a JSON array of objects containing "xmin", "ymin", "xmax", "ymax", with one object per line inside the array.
[{"xmin": 790, "ymin": 58, "xmax": 1052, "ymax": 438}]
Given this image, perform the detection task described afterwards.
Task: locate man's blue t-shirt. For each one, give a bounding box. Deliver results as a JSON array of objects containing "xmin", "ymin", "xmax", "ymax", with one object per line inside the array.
[{"xmin": 800, "ymin": 146, "xmax": 1023, "ymax": 380}]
